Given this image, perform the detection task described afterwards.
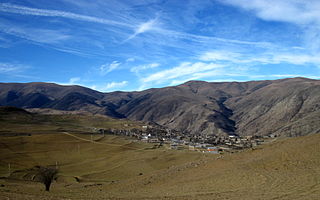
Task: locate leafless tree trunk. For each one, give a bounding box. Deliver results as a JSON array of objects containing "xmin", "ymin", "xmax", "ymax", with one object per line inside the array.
[{"xmin": 35, "ymin": 166, "xmax": 58, "ymax": 191}]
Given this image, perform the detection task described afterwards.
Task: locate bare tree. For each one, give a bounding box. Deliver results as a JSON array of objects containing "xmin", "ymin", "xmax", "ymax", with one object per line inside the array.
[{"xmin": 35, "ymin": 166, "xmax": 58, "ymax": 191}]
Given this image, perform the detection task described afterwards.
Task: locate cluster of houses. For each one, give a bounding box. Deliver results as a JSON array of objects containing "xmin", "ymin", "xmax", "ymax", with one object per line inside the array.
[
  {"xmin": 165, "ymin": 134, "xmax": 267, "ymax": 154},
  {"xmin": 98, "ymin": 125, "xmax": 271, "ymax": 154}
]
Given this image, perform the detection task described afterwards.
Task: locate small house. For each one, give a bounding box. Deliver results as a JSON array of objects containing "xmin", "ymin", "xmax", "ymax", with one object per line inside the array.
[
  {"xmin": 189, "ymin": 145, "xmax": 195, "ymax": 151},
  {"xmin": 149, "ymin": 138, "xmax": 159, "ymax": 143},
  {"xmin": 170, "ymin": 143, "xmax": 178, "ymax": 149},
  {"xmin": 206, "ymin": 147, "xmax": 219, "ymax": 154}
]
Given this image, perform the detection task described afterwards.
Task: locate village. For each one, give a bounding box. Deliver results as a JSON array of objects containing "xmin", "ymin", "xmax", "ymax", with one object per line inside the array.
[{"xmin": 97, "ymin": 124, "xmax": 276, "ymax": 154}]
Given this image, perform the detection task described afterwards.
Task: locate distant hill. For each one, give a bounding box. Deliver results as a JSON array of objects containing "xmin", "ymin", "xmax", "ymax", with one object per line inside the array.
[{"xmin": 0, "ymin": 77, "xmax": 319, "ymax": 137}]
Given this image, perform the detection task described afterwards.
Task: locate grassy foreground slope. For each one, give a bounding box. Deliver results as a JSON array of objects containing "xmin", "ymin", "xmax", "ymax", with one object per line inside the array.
[
  {"xmin": 0, "ymin": 135, "xmax": 319, "ymax": 199},
  {"xmin": 0, "ymin": 133, "xmax": 203, "ymax": 200},
  {"xmin": 0, "ymin": 108, "xmax": 319, "ymax": 199},
  {"xmin": 105, "ymin": 133, "xmax": 320, "ymax": 200}
]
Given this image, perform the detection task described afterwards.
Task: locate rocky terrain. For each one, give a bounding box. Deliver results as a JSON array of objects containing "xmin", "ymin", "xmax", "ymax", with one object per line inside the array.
[{"xmin": 0, "ymin": 77, "xmax": 319, "ymax": 137}]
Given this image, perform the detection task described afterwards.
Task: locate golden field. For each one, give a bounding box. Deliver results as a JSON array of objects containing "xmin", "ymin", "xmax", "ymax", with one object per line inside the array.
[{"xmin": 0, "ymin": 111, "xmax": 319, "ymax": 199}]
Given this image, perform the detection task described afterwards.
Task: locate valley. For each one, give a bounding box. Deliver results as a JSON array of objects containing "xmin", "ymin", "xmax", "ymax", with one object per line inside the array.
[
  {"xmin": 0, "ymin": 77, "xmax": 320, "ymax": 199},
  {"xmin": 1, "ymin": 128, "xmax": 319, "ymax": 200},
  {"xmin": 0, "ymin": 107, "xmax": 319, "ymax": 199},
  {"xmin": 2, "ymin": 0, "xmax": 320, "ymax": 199}
]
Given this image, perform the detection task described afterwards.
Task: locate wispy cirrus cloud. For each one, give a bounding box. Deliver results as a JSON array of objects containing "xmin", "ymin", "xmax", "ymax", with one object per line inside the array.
[
  {"xmin": 199, "ymin": 50, "xmax": 320, "ymax": 66},
  {"xmin": 131, "ymin": 63, "xmax": 160, "ymax": 74},
  {"xmin": 153, "ymin": 28, "xmax": 275, "ymax": 48},
  {"xmin": 104, "ymin": 81, "xmax": 128, "ymax": 91},
  {"xmin": 137, "ymin": 46, "xmax": 320, "ymax": 90},
  {"xmin": 0, "ymin": 22, "xmax": 70, "ymax": 44},
  {"xmin": 219, "ymin": 0, "xmax": 320, "ymax": 53},
  {"xmin": 0, "ymin": 3, "xmax": 133, "ymax": 28},
  {"xmin": 61, "ymin": 80, "xmax": 129, "ymax": 92},
  {"xmin": 271, "ymin": 53, "xmax": 320, "ymax": 65},
  {"xmin": 220, "ymin": 0, "xmax": 320, "ymax": 25},
  {"xmin": 0, "ymin": 19, "xmax": 110, "ymax": 58},
  {"xmin": 139, "ymin": 62, "xmax": 225, "ymax": 90},
  {"xmin": 124, "ymin": 18, "xmax": 158, "ymax": 42},
  {"xmin": 0, "ymin": 2, "xmax": 276, "ymax": 60},
  {"xmin": 99, "ymin": 61, "xmax": 121, "ymax": 76},
  {"xmin": 0, "ymin": 62, "xmax": 28, "ymax": 73},
  {"xmin": 137, "ymin": 61, "xmax": 241, "ymax": 90},
  {"xmin": 55, "ymin": 77, "xmax": 81, "ymax": 86},
  {"xmin": 126, "ymin": 58, "xmax": 135, "ymax": 62},
  {"xmin": 0, "ymin": 62, "xmax": 35, "ymax": 80},
  {"xmin": 1, "ymin": 0, "xmax": 318, "ymax": 90},
  {"xmin": 68, "ymin": 77, "xmax": 81, "ymax": 85},
  {"xmin": 199, "ymin": 51, "xmax": 242, "ymax": 63}
]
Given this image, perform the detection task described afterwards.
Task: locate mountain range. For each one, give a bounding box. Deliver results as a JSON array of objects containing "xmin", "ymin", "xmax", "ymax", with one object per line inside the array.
[{"xmin": 0, "ymin": 77, "xmax": 319, "ymax": 137}]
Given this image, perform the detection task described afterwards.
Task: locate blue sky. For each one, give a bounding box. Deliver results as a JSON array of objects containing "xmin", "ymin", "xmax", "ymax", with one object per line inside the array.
[{"xmin": 0, "ymin": 0, "xmax": 319, "ymax": 92}]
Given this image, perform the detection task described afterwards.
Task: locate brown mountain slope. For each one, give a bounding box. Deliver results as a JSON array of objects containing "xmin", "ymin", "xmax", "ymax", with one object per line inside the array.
[
  {"xmin": 114, "ymin": 78, "xmax": 320, "ymax": 137},
  {"xmin": 0, "ymin": 82, "xmax": 125, "ymax": 118},
  {"xmin": 0, "ymin": 78, "xmax": 319, "ymax": 137},
  {"xmin": 227, "ymin": 78, "xmax": 320, "ymax": 136}
]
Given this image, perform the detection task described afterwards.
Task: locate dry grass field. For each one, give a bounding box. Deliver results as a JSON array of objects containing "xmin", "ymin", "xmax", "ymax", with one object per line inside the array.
[
  {"xmin": 0, "ymin": 111, "xmax": 319, "ymax": 199},
  {"xmin": 0, "ymin": 107, "xmax": 144, "ymax": 136}
]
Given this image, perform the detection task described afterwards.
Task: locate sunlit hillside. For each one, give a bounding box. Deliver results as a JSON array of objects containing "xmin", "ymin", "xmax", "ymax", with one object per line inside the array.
[{"xmin": 0, "ymin": 109, "xmax": 319, "ymax": 199}]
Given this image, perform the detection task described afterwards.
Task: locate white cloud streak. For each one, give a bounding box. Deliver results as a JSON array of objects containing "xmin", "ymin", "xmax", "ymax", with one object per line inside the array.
[
  {"xmin": 141, "ymin": 62, "xmax": 224, "ymax": 84},
  {"xmin": 0, "ymin": 62, "xmax": 27, "ymax": 73},
  {"xmin": 131, "ymin": 63, "xmax": 160, "ymax": 73},
  {"xmin": 220, "ymin": 0, "xmax": 320, "ymax": 53},
  {"xmin": 0, "ymin": 2, "xmax": 277, "ymax": 58},
  {"xmin": 220, "ymin": 0, "xmax": 320, "ymax": 25},
  {"xmin": 199, "ymin": 50, "xmax": 320, "ymax": 66},
  {"xmin": 200, "ymin": 51, "xmax": 242, "ymax": 62},
  {"xmin": 105, "ymin": 81, "xmax": 128, "ymax": 90},
  {"xmin": 138, "ymin": 48, "xmax": 320, "ymax": 90},
  {"xmin": 0, "ymin": 22, "xmax": 70, "ymax": 44},
  {"xmin": 271, "ymin": 53, "xmax": 320, "ymax": 65},
  {"xmin": 58, "ymin": 80, "xmax": 129, "ymax": 92},
  {"xmin": 137, "ymin": 62, "xmax": 230, "ymax": 91},
  {"xmin": 0, "ymin": 3, "xmax": 133, "ymax": 28},
  {"xmin": 99, "ymin": 61, "xmax": 121, "ymax": 75},
  {"xmin": 68, "ymin": 77, "xmax": 80, "ymax": 85},
  {"xmin": 136, "ymin": 18, "xmax": 158, "ymax": 35},
  {"xmin": 55, "ymin": 77, "xmax": 82, "ymax": 86},
  {"xmin": 153, "ymin": 27, "xmax": 274, "ymax": 48},
  {"xmin": 126, "ymin": 58, "xmax": 135, "ymax": 62},
  {"xmin": 124, "ymin": 18, "xmax": 158, "ymax": 42}
]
